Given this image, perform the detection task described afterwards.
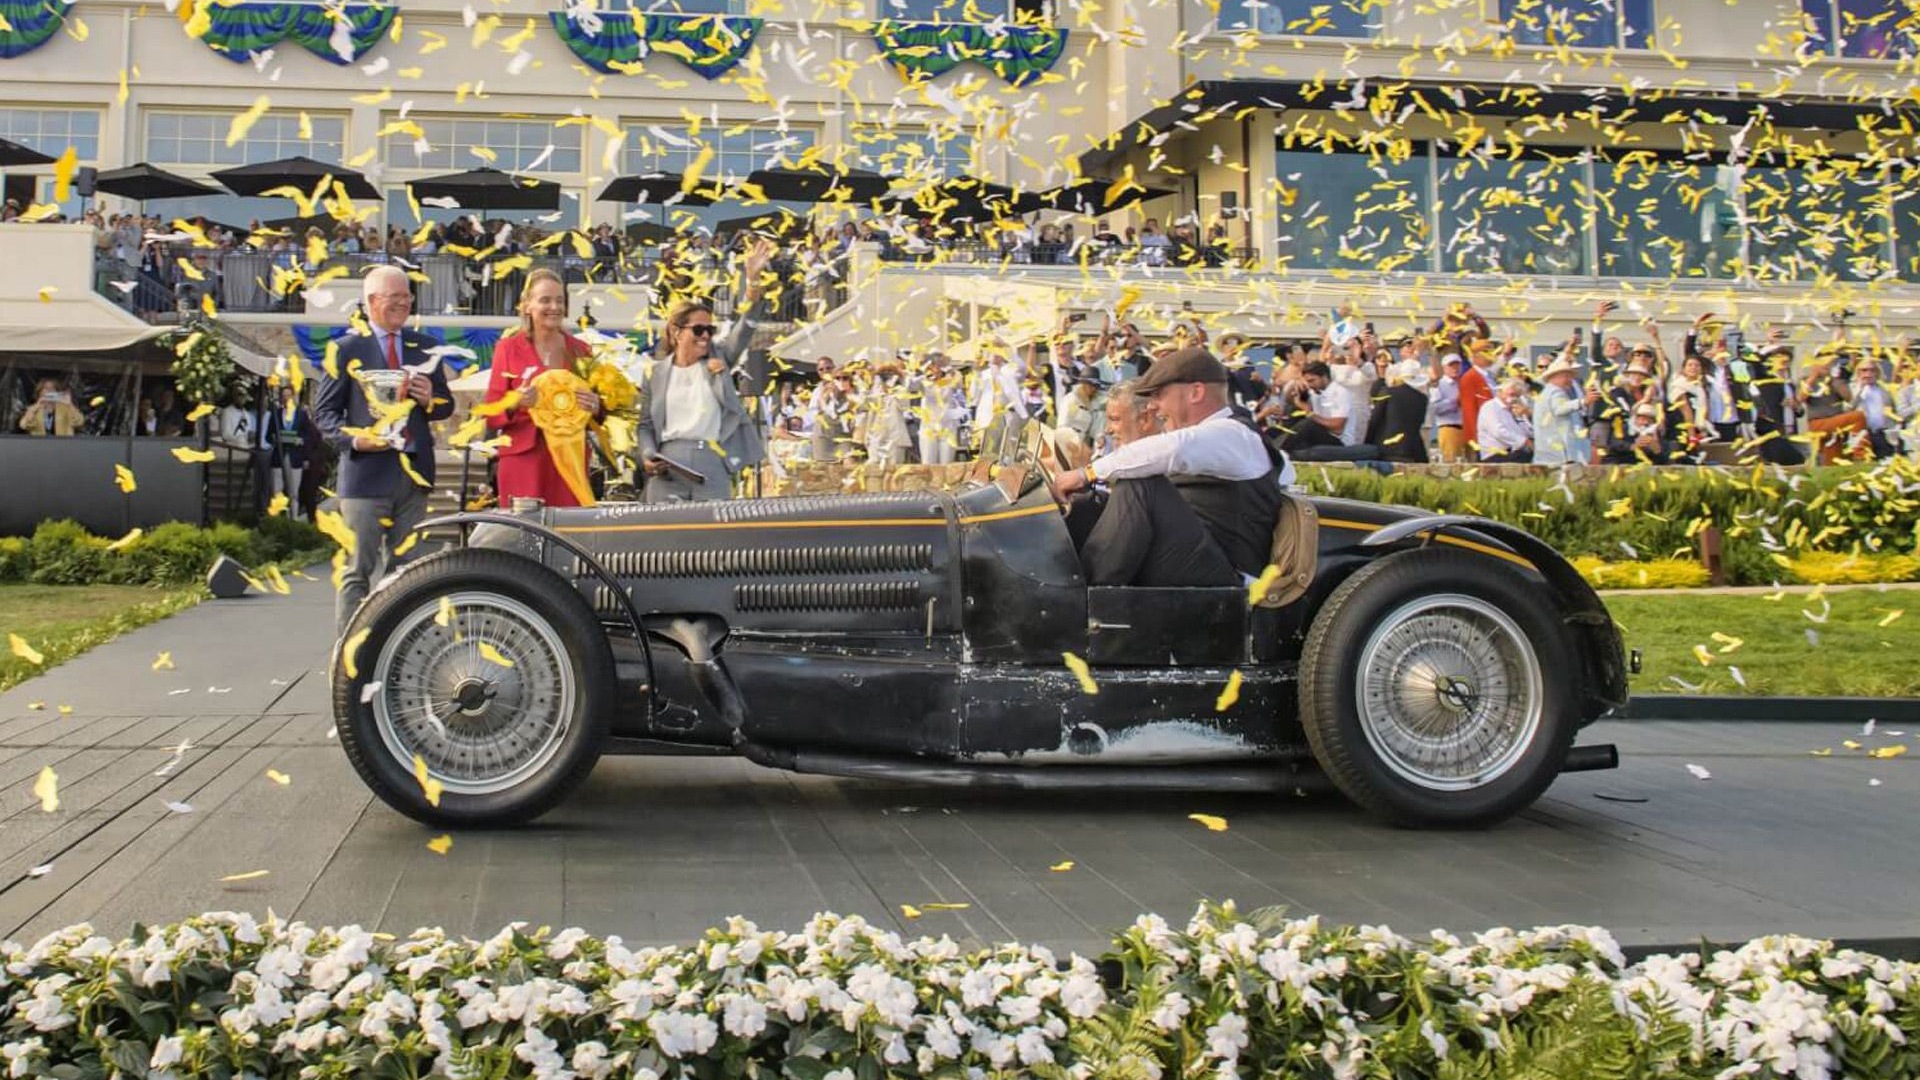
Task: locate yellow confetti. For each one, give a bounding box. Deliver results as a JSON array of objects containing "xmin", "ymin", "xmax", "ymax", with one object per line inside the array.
[
  {"xmin": 1809, "ymin": 748, "xmax": 1833, "ymax": 757},
  {"xmin": 219, "ymin": 870, "xmax": 271, "ymax": 883},
  {"xmin": 33, "ymin": 766, "xmax": 58, "ymax": 813},
  {"xmin": 478, "ymin": 642, "xmax": 515, "ymax": 668},
  {"xmin": 681, "ymin": 145, "xmax": 714, "ymax": 193},
  {"xmin": 171, "ymin": 447, "xmax": 216, "ymax": 464},
  {"xmin": 435, "ymin": 596, "xmax": 455, "ymax": 628},
  {"xmin": 1879, "ymin": 610, "xmax": 1904, "ymax": 628},
  {"xmin": 1215, "ymin": 671, "xmax": 1243, "ymax": 712},
  {"xmin": 266, "ymin": 769, "xmax": 291, "ymax": 786},
  {"xmin": 105, "ymin": 528, "xmax": 143, "ymax": 552},
  {"xmin": 9, "ymin": 633, "xmax": 44, "ymax": 666},
  {"xmin": 151, "ymin": 652, "xmax": 173, "ymax": 671},
  {"xmin": 1062, "ymin": 652, "xmax": 1097, "ymax": 695},
  {"xmin": 1691, "ymin": 644, "xmax": 1714, "ymax": 667},
  {"xmin": 413, "ymin": 754, "xmax": 444, "ymax": 807},
  {"xmin": 185, "ymin": 403, "xmax": 215, "ymax": 423},
  {"xmin": 1247, "ymin": 564, "xmax": 1283, "ymax": 605},
  {"xmin": 427, "ymin": 834, "xmax": 453, "ymax": 855},
  {"xmin": 226, "ymin": 95, "xmax": 271, "ymax": 148},
  {"xmin": 1188, "ymin": 814, "xmax": 1229, "ymax": 832},
  {"xmin": 266, "ymin": 493, "xmax": 290, "ymax": 517},
  {"xmin": 1843, "ymin": 740, "xmax": 1863, "ymax": 750},
  {"xmin": 899, "ymin": 904, "xmax": 922, "ymax": 919},
  {"xmin": 114, "ymin": 464, "xmax": 137, "ymax": 494},
  {"xmin": 341, "ymin": 628, "xmax": 371, "ymax": 679},
  {"xmin": 51, "ymin": 146, "xmax": 77, "ymax": 203},
  {"xmin": 1869, "ymin": 745, "xmax": 1908, "ymax": 759},
  {"xmin": 57, "ymin": 705, "xmax": 71, "ymax": 716},
  {"xmin": 1710, "ymin": 633, "xmax": 1743, "ymax": 654},
  {"xmin": 922, "ymin": 903, "xmax": 970, "ymax": 911},
  {"xmin": 26, "ymin": 702, "xmax": 44, "ymax": 711},
  {"xmin": 35, "ymin": 286, "xmax": 55, "ymax": 302},
  {"xmin": 1049, "ymin": 861, "xmax": 1075, "ymax": 872}
]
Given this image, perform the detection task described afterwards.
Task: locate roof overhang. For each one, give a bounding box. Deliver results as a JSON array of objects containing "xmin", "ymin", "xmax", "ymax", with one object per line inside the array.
[{"xmin": 1080, "ymin": 78, "xmax": 1914, "ymax": 174}]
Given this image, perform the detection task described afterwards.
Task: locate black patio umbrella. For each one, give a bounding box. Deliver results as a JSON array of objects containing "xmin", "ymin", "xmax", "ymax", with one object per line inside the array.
[
  {"xmin": 886, "ymin": 178, "xmax": 1040, "ymax": 221},
  {"xmin": 1039, "ymin": 178, "xmax": 1178, "ymax": 216},
  {"xmin": 260, "ymin": 212, "xmax": 349, "ymax": 234},
  {"xmin": 408, "ymin": 168, "xmax": 560, "ymax": 212},
  {"xmin": 714, "ymin": 206, "xmax": 809, "ymax": 238},
  {"xmin": 0, "ymin": 137, "xmax": 55, "ymax": 167},
  {"xmin": 211, "ymin": 155, "xmax": 380, "ymax": 200},
  {"xmin": 596, "ymin": 173, "xmax": 720, "ymax": 206},
  {"xmin": 745, "ymin": 167, "xmax": 894, "ymax": 204},
  {"xmin": 622, "ymin": 220, "xmax": 678, "ymax": 245},
  {"xmin": 93, "ymin": 163, "xmax": 221, "ymax": 202}
]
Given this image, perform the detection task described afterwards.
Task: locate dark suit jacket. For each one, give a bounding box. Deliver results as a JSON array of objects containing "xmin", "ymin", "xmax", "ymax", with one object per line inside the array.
[{"xmin": 313, "ymin": 328, "xmax": 455, "ymax": 499}]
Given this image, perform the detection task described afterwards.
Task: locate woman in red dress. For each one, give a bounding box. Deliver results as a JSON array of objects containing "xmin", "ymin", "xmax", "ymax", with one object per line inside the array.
[{"xmin": 485, "ymin": 269, "xmax": 603, "ymax": 506}]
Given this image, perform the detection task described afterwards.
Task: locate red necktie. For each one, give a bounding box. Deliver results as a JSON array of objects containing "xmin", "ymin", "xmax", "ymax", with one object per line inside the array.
[{"xmin": 385, "ymin": 332, "xmax": 401, "ymax": 370}]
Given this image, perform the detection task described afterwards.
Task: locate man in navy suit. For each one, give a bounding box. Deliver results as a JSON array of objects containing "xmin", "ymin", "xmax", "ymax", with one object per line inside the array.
[{"xmin": 313, "ymin": 265, "xmax": 454, "ymax": 632}]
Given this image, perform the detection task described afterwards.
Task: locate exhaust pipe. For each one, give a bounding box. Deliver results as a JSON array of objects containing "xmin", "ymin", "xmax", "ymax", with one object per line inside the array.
[{"xmin": 1562, "ymin": 743, "xmax": 1619, "ymax": 773}]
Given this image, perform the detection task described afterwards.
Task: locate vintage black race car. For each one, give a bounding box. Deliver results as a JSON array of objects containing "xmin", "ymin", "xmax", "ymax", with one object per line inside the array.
[{"xmin": 331, "ymin": 432, "xmax": 1629, "ymax": 830}]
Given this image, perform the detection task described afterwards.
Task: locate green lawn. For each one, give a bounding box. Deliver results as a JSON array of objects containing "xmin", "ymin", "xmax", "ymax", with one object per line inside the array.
[
  {"xmin": 1607, "ymin": 588, "xmax": 1920, "ymax": 698},
  {"xmin": 1, "ymin": 583, "xmax": 204, "ymax": 692}
]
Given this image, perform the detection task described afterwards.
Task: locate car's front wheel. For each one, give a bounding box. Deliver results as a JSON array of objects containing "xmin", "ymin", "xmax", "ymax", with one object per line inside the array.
[
  {"xmin": 332, "ymin": 548, "xmax": 612, "ymax": 827},
  {"xmin": 1298, "ymin": 547, "xmax": 1578, "ymax": 827}
]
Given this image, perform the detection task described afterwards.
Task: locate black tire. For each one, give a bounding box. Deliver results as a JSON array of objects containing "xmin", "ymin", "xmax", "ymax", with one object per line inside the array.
[
  {"xmin": 332, "ymin": 547, "xmax": 613, "ymax": 828},
  {"xmin": 1298, "ymin": 547, "xmax": 1579, "ymax": 828}
]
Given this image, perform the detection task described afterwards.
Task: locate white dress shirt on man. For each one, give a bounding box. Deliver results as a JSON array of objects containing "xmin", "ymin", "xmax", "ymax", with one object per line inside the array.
[{"xmin": 1089, "ymin": 407, "xmax": 1295, "ymax": 487}]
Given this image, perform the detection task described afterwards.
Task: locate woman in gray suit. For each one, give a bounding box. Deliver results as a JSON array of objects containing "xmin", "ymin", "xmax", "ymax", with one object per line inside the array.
[{"xmin": 637, "ymin": 240, "xmax": 772, "ymax": 501}]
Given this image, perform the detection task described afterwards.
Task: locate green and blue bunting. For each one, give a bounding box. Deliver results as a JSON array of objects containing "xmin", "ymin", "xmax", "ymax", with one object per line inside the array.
[
  {"xmin": 194, "ymin": 1, "xmax": 396, "ymax": 65},
  {"xmin": 0, "ymin": 0, "xmax": 66, "ymax": 60},
  {"xmin": 870, "ymin": 20, "xmax": 1067, "ymax": 87},
  {"xmin": 548, "ymin": 10, "xmax": 762, "ymax": 80}
]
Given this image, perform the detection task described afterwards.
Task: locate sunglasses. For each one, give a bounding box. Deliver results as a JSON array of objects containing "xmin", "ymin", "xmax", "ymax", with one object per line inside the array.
[{"xmin": 681, "ymin": 324, "xmax": 717, "ymax": 337}]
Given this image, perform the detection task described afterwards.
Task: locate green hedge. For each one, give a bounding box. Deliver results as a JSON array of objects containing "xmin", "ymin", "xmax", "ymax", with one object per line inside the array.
[
  {"xmin": 0, "ymin": 518, "xmax": 327, "ymax": 587},
  {"xmin": 1305, "ymin": 461, "xmax": 1920, "ymax": 586},
  {"xmin": 0, "ymin": 905, "xmax": 1914, "ymax": 1080}
]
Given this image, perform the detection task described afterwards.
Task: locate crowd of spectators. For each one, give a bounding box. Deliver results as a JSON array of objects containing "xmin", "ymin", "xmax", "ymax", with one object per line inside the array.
[{"xmin": 761, "ymin": 301, "xmax": 1920, "ymax": 475}]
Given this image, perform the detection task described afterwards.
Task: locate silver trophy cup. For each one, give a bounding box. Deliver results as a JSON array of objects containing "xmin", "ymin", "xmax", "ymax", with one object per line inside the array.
[{"xmin": 356, "ymin": 368, "xmax": 411, "ymax": 448}]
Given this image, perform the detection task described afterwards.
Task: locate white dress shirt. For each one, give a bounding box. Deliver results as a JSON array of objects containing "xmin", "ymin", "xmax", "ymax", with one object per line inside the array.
[
  {"xmin": 972, "ymin": 360, "xmax": 1028, "ymax": 428},
  {"xmin": 1311, "ymin": 381, "xmax": 1358, "ymax": 445},
  {"xmin": 1089, "ymin": 407, "xmax": 1294, "ymax": 487},
  {"xmin": 660, "ymin": 364, "xmax": 723, "ymax": 444},
  {"xmin": 1477, "ymin": 399, "xmax": 1532, "ymax": 457}
]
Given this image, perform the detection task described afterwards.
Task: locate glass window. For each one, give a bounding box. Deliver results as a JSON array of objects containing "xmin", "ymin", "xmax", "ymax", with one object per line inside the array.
[
  {"xmin": 1272, "ymin": 144, "xmax": 1430, "ymax": 271},
  {"xmin": 1436, "ymin": 151, "xmax": 1590, "ymax": 276},
  {"xmin": 383, "ymin": 118, "xmax": 583, "ymax": 174},
  {"xmin": 0, "ymin": 108, "xmax": 102, "ymax": 160},
  {"xmin": 1801, "ymin": 0, "xmax": 1915, "ymax": 58},
  {"xmin": 1744, "ymin": 163, "xmax": 1891, "ymax": 282},
  {"xmin": 1502, "ymin": 0, "xmax": 1654, "ymax": 48},
  {"xmin": 144, "ymin": 111, "xmax": 345, "ymax": 166},
  {"xmin": 876, "ymin": 0, "xmax": 1015, "ymax": 20},
  {"xmin": 1222, "ymin": 0, "xmax": 1380, "ymax": 38},
  {"xmin": 621, "ymin": 122, "xmax": 817, "ymax": 233},
  {"xmin": 853, "ymin": 125, "xmax": 976, "ymax": 182},
  {"xmin": 1593, "ymin": 154, "xmax": 1741, "ymax": 279}
]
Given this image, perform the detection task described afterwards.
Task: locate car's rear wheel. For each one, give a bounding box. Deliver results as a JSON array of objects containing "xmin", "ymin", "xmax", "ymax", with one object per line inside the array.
[
  {"xmin": 333, "ymin": 548, "xmax": 612, "ymax": 828},
  {"xmin": 1298, "ymin": 547, "xmax": 1578, "ymax": 827}
]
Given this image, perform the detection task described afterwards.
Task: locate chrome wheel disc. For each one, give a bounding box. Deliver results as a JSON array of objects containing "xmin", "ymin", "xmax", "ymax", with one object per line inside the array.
[
  {"xmin": 370, "ymin": 592, "xmax": 574, "ymax": 796},
  {"xmin": 1353, "ymin": 593, "xmax": 1543, "ymax": 791}
]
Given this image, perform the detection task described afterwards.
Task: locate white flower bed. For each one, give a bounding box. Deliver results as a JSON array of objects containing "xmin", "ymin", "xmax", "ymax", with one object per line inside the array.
[{"xmin": 1, "ymin": 903, "xmax": 1914, "ymax": 1079}]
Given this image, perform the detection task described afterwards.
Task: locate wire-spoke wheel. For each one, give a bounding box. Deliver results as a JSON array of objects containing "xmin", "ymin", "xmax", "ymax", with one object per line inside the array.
[
  {"xmin": 1354, "ymin": 594, "xmax": 1542, "ymax": 792},
  {"xmin": 334, "ymin": 548, "xmax": 613, "ymax": 827},
  {"xmin": 1299, "ymin": 547, "xmax": 1579, "ymax": 828}
]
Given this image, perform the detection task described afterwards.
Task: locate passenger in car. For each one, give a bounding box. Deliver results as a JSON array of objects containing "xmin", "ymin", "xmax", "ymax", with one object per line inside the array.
[{"xmin": 1051, "ymin": 348, "xmax": 1292, "ymax": 579}]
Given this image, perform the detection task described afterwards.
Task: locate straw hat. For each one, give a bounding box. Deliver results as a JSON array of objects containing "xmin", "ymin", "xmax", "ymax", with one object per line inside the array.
[{"xmin": 1540, "ymin": 356, "xmax": 1579, "ymax": 380}]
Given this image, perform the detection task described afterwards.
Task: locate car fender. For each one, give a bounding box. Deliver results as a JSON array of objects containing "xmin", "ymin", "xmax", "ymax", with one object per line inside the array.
[
  {"xmin": 1359, "ymin": 513, "xmax": 1628, "ymax": 717},
  {"xmin": 417, "ymin": 511, "xmax": 655, "ymax": 697}
]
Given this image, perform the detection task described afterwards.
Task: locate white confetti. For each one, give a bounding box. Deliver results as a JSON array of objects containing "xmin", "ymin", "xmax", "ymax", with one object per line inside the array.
[
  {"xmin": 27, "ymin": 864, "xmax": 52, "ymax": 878},
  {"xmin": 163, "ymin": 801, "xmax": 193, "ymax": 814},
  {"xmin": 1869, "ymin": 779, "xmax": 1883, "ymax": 787},
  {"xmin": 326, "ymin": 726, "xmax": 338, "ymax": 740},
  {"xmin": 1728, "ymin": 666, "xmax": 1746, "ymax": 688},
  {"xmin": 207, "ymin": 686, "xmax": 232, "ymax": 694},
  {"xmin": 1806, "ymin": 629, "xmax": 1821, "ymax": 647},
  {"xmin": 1862, "ymin": 719, "xmax": 1877, "ymax": 737},
  {"xmin": 1685, "ymin": 763, "xmax": 1712, "ymax": 781},
  {"xmin": 360, "ymin": 681, "xmax": 384, "ymax": 704},
  {"xmin": 168, "ymin": 688, "xmax": 192, "ymax": 696}
]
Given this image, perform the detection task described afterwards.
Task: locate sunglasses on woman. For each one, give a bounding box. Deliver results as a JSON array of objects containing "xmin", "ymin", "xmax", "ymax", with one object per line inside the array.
[{"xmin": 682, "ymin": 324, "xmax": 717, "ymax": 337}]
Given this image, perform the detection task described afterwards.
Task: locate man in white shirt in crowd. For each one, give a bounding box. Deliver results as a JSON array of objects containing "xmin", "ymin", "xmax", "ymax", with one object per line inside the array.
[
  {"xmin": 1300, "ymin": 361, "xmax": 1356, "ymax": 444},
  {"xmin": 1852, "ymin": 359, "xmax": 1899, "ymax": 459},
  {"xmin": 1050, "ymin": 348, "xmax": 1293, "ymax": 582},
  {"xmin": 971, "ymin": 341, "xmax": 1027, "ymax": 459},
  {"xmin": 1476, "ymin": 378, "xmax": 1535, "ymax": 462}
]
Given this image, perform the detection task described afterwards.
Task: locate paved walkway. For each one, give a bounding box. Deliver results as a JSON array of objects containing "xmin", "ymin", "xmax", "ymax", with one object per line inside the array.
[{"xmin": 0, "ymin": 575, "xmax": 1912, "ymax": 955}]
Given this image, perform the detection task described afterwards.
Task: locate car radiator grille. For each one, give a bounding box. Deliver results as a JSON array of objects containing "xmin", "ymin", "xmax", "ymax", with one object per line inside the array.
[{"xmin": 581, "ymin": 544, "xmax": 936, "ymax": 579}]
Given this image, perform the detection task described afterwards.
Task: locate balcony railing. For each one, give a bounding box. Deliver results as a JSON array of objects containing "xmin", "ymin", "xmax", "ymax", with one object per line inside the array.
[{"xmin": 877, "ymin": 240, "xmax": 1259, "ymax": 268}]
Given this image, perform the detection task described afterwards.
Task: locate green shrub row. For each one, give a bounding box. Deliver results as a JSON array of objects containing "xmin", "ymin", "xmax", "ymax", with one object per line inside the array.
[
  {"xmin": 0, "ymin": 516, "xmax": 327, "ymax": 587},
  {"xmin": 1305, "ymin": 461, "xmax": 1920, "ymax": 586}
]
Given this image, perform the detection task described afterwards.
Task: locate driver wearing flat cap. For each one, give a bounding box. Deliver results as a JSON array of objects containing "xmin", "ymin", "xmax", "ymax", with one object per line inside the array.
[{"xmin": 1051, "ymin": 347, "xmax": 1294, "ymax": 585}]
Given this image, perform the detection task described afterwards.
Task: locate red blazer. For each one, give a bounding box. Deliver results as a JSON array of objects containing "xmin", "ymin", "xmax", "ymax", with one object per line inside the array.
[
  {"xmin": 1458, "ymin": 363, "xmax": 1494, "ymax": 449},
  {"xmin": 484, "ymin": 332, "xmax": 591, "ymax": 457}
]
